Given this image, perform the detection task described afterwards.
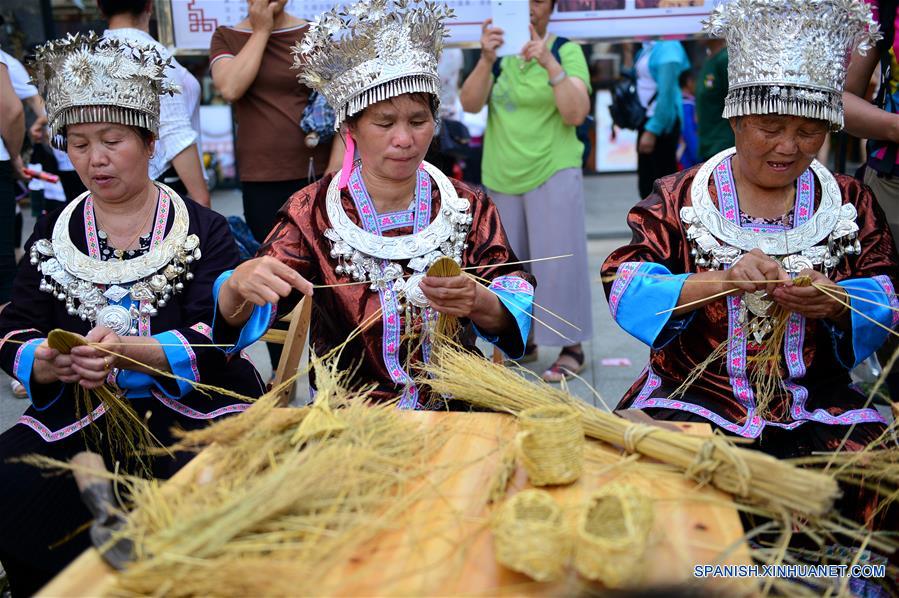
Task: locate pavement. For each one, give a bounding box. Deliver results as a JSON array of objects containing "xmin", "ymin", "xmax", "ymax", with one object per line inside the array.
[{"xmin": 0, "ymin": 173, "xmax": 650, "ymax": 433}]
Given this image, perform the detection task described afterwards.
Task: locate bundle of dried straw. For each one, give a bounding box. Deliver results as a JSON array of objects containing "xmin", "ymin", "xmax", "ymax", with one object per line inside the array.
[{"xmin": 419, "ymin": 344, "xmax": 840, "ymax": 517}]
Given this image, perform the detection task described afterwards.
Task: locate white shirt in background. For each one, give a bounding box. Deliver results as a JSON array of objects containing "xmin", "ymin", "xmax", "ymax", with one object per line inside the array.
[
  {"xmin": 636, "ymin": 43, "xmax": 658, "ymax": 120},
  {"xmin": 103, "ymin": 28, "xmax": 201, "ymax": 179},
  {"xmin": 0, "ymin": 49, "xmax": 37, "ymax": 101},
  {"xmin": 438, "ymin": 48, "xmax": 464, "ymax": 121}
]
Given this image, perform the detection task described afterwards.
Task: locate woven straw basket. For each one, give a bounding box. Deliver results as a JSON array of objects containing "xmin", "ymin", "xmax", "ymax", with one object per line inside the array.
[
  {"xmin": 492, "ymin": 489, "xmax": 571, "ymax": 582},
  {"xmin": 517, "ymin": 405, "xmax": 584, "ymax": 486},
  {"xmin": 574, "ymin": 483, "xmax": 653, "ymax": 588}
]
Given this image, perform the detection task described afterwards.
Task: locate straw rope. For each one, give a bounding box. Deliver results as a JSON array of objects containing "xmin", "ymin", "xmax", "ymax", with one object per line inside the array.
[
  {"xmin": 491, "ymin": 489, "xmax": 571, "ymax": 582},
  {"xmin": 516, "ymin": 405, "xmax": 584, "ymax": 486}
]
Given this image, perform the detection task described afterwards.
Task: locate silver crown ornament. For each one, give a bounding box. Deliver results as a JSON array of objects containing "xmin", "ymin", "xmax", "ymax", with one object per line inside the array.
[
  {"xmin": 704, "ymin": 0, "xmax": 880, "ymax": 130},
  {"xmin": 29, "ymin": 32, "xmax": 179, "ymax": 149},
  {"xmin": 293, "ymin": 0, "xmax": 452, "ymax": 130}
]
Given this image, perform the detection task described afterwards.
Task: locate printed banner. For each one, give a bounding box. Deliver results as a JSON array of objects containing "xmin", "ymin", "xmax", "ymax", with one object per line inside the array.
[{"xmin": 163, "ymin": 0, "xmax": 719, "ymax": 53}]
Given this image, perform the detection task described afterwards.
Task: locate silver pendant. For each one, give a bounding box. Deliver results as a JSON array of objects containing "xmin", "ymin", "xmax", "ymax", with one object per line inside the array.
[
  {"xmin": 96, "ymin": 304, "xmax": 133, "ymax": 335},
  {"xmin": 744, "ymin": 291, "xmax": 773, "ymax": 318}
]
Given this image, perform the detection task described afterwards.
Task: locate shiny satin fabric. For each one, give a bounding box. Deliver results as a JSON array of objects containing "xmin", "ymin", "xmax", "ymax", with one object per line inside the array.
[
  {"xmin": 259, "ymin": 172, "xmax": 534, "ymax": 402},
  {"xmin": 602, "ymin": 165, "xmax": 899, "ymax": 429}
]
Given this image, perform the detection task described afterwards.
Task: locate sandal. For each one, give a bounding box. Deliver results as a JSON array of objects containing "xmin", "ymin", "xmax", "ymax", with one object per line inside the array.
[{"xmin": 541, "ymin": 346, "xmax": 585, "ymax": 383}]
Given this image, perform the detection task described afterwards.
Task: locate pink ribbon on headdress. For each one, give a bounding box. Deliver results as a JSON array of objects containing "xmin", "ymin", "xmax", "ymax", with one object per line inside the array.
[{"xmin": 338, "ymin": 130, "xmax": 356, "ymax": 190}]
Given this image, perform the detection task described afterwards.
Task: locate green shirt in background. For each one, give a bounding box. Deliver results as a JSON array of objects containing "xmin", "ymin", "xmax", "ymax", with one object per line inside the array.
[
  {"xmin": 482, "ymin": 38, "xmax": 591, "ymax": 196},
  {"xmin": 695, "ymin": 48, "xmax": 735, "ymax": 160}
]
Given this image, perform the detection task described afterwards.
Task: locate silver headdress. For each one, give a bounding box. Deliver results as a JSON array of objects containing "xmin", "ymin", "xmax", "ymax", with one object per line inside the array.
[
  {"xmin": 30, "ymin": 32, "xmax": 178, "ymax": 149},
  {"xmin": 293, "ymin": 0, "xmax": 452, "ymax": 130},
  {"xmin": 704, "ymin": 0, "xmax": 880, "ymax": 129}
]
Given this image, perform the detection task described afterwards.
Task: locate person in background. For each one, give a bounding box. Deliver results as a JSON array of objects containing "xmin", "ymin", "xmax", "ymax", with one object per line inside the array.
[
  {"xmin": 460, "ymin": 0, "xmax": 594, "ymax": 383},
  {"xmin": 0, "ymin": 54, "xmax": 25, "ymax": 306},
  {"xmin": 678, "ymin": 69, "xmax": 699, "ymax": 169},
  {"xmin": 695, "ymin": 37, "xmax": 734, "ymax": 161},
  {"xmin": 210, "ymin": 0, "xmax": 342, "ymax": 375},
  {"xmin": 100, "ymin": 0, "xmax": 210, "ymax": 207},
  {"xmin": 634, "ymin": 40, "xmax": 690, "ymax": 199},
  {"xmin": 210, "ymin": 0, "xmax": 340, "ymax": 247}
]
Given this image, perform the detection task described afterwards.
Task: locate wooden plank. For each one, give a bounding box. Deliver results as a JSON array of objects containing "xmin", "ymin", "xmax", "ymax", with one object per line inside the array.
[
  {"xmin": 39, "ymin": 413, "xmax": 751, "ymax": 596},
  {"xmin": 271, "ymin": 296, "xmax": 312, "ymax": 405}
]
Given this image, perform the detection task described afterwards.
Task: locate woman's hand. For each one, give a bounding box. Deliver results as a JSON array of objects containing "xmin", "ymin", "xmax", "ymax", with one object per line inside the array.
[
  {"xmin": 725, "ymin": 249, "xmax": 789, "ymax": 295},
  {"xmin": 419, "ymin": 274, "xmax": 482, "ymax": 318},
  {"xmin": 638, "ymin": 131, "xmax": 657, "ymax": 154},
  {"xmin": 70, "ymin": 327, "xmax": 122, "ymax": 390},
  {"xmin": 31, "ymin": 343, "xmax": 78, "ymax": 386},
  {"xmin": 521, "ymin": 25, "xmax": 554, "ymax": 70},
  {"xmin": 772, "ymin": 269, "xmax": 849, "ymax": 321},
  {"xmin": 225, "ymin": 256, "xmax": 312, "ymax": 309},
  {"xmin": 479, "ymin": 19, "xmax": 505, "ymax": 66},
  {"xmin": 248, "ymin": 0, "xmax": 277, "ymax": 34}
]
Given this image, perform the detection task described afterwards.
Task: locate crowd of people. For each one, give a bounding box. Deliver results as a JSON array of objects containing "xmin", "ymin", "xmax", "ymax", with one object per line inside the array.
[{"xmin": 0, "ymin": 0, "xmax": 897, "ymax": 595}]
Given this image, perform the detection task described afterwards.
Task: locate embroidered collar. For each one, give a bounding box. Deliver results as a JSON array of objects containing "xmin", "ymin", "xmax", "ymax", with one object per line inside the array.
[
  {"xmin": 324, "ymin": 160, "xmax": 472, "ymax": 305},
  {"xmin": 28, "ymin": 183, "xmax": 201, "ymax": 334},
  {"xmin": 681, "ymin": 147, "xmax": 860, "ymax": 273}
]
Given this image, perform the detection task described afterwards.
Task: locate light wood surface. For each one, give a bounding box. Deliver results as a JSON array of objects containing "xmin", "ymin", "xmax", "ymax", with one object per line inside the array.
[{"xmin": 39, "ymin": 412, "xmax": 751, "ymax": 596}]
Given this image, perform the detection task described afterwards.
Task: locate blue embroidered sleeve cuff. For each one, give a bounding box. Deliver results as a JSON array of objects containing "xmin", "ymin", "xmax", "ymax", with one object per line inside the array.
[
  {"xmin": 116, "ymin": 330, "xmax": 198, "ymax": 398},
  {"xmin": 608, "ymin": 262, "xmax": 690, "ymax": 348},
  {"xmin": 838, "ymin": 276, "xmax": 899, "ymax": 368},
  {"xmin": 212, "ymin": 270, "xmax": 274, "ymax": 355},
  {"xmin": 472, "ymin": 275, "xmax": 534, "ymax": 359}
]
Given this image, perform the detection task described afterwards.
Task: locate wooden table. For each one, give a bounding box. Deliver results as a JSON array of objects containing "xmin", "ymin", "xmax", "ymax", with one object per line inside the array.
[{"xmin": 40, "ymin": 412, "xmax": 751, "ymax": 596}]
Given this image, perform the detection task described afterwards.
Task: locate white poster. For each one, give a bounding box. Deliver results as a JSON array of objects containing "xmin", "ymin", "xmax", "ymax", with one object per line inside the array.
[
  {"xmin": 164, "ymin": 0, "xmax": 719, "ymax": 53},
  {"xmin": 594, "ymin": 90, "xmax": 638, "ymax": 173}
]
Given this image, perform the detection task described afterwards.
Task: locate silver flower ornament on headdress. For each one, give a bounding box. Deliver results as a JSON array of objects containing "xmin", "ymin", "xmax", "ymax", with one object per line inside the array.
[
  {"xmin": 30, "ymin": 32, "xmax": 179, "ymax": 149},
  {"xmin": 704, "ymin": 0, "xmax": 880, "ymax": 130},
  {"xmin": 293, "ymin": 0, "xmax": 453, "ymax": 130}
]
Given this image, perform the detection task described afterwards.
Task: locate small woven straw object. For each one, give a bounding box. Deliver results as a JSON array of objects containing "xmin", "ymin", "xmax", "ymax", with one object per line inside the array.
[
  {"xmin": 492, "ymin": 489, "xmax": 571, "ymax": 582},
  {"xmin": 574, "ymin": 483, "xmax": 654, "ymax": 588},
  {"xmin": 517, "ymin": 405, "xmax": 584, "ymax": 486}
]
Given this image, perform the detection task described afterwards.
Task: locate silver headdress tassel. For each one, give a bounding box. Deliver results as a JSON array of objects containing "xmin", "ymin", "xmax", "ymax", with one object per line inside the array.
[
  {"xmin": 293, "ymin": 0, "xmax": 453, "ymax": 130},
  {"xmin": 30, "ymin": 32, "xmax": 179, "ymax": 149},
  {"xmin": 704, "ymin": 0, "xmax": 880, "ymax": 130}
]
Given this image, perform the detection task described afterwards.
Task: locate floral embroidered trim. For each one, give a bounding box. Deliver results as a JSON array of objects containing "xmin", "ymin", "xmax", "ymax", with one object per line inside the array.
[
  {"xmin": 378, "ymin": 210, "xmax": 415, "ymax": 232},
  {"xmin": 609, "ymin": 262, "xmax": 642, "ymax": 320},
  {"xmin": 490, "ymin": 275, "xmax": 535, "ymax": 295},
  {"xmin": 17, "ymin": 403, "xmax": 107, "ymax": 442},
  {"xmin": 152, "ymin": 391, "xmax": 250, "ymax": 419},
  {"xmin": 150, "ymin": 187, "xmax": 169, "ymax": 249},
  {"xmin": 170, "ymin": 329, "xmax": 199, "ymax": 382},
  {"xmin": 726, "ymin": 294, "xmax": 757, "ymax": 413},
  {"xmin": 347, "ymin": 165, "xmax": 434, "ymax": 410},
  {"xmin": 13, "ymin": 338, "xmax": 43, "ymax": 381},
  {"xmin": 190, "ymin": 322, "xmax": 213, "ymax": 340},
  {"xmin": 873, "ymin": 275, "xmax": 899, "ymax": 328},
  {"xmin": 83, "ymin": 194, "xmax": 101, "ymax": 259},
  {"xmin": 0, "ymin": 328, "xmax": 39, "ymax": 353}
]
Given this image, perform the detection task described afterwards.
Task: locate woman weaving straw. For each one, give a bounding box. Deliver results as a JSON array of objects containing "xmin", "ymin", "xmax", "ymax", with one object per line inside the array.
[
  {"xmin": 0, "ymin": 34, "xmax": 264, "ymax": 595},
  {"xmin": 215, "ymin": 0, "xmax": 535, "ymax": 407},
  {"xmin": 602, "ymin": 0, "xmax": 899, "ymax": 460}
]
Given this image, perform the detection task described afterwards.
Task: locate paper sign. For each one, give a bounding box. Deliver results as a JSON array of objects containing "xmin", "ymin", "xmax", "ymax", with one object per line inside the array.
[{"xmin": 490, "ymin": 0, "xmax": 531, "ymax": 57}]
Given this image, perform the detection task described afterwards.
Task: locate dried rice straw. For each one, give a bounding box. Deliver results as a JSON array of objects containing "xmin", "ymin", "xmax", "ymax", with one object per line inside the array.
[
  {"xmin": 46, "ymin": 329, "xmax": 165, "ymax": 473},
  {"xmin": 574, "ymin": 482, "xmax": 653, "ymax": 588},
  {"xmin": 491, "ymin": 489, "xmax": 571, "ymax": 582},
  {"xmin": 516, "ymin": 405, "xmax": 583, "ymax": 486},
  {"xmin": 419, "ymin": 344, "xmax": 840, "ymax": 517}
]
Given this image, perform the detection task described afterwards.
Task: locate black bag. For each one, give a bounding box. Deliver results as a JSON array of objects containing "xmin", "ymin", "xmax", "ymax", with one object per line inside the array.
[
  {"xmin": 437, "ymin": 118, "xmax": 472, "ymax": 159},
  {"xmin": 608, "ymin": 72, "xmax": 654, "ymax": 131}
]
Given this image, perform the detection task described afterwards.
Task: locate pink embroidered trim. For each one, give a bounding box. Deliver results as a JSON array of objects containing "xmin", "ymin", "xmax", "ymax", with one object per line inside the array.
[
  {"xmin": 170, "ymin": 330, "xmax": 199, "ymax": 382},
  {"xmin": 152, "ymin": 391, "xmax": 250, "ymax": 419},
  {"xmin": 17, "ymin": 403, "xmax": 108, "ymax": 442},
  {"xmin": 83, "ymin": 195, "xmax": 101, "ymax": 259},
  {"xmin": 0, "ymin": 328, "xmax": 39, "ymax": 353},
  {"xmin": 150, "ymin": 187, "xmax": 168, "ymax": 250},
  {"xmin": 873, "ymin": 275, "xmax": 899, "ymax": 328},
  {"xmin": 490, "ymin": 275, "xmax": 535, "ymax": 295},
  {"xmin": 13, "ymin": 338, "xmax": 42, "ymax": 380},
  {"xmin": 609, "ymin": 262, "xmax": 642, "ymax": 319},
  {"xmin": 190, "ymin": 322, "xmax": 213, "ymax": 340}
]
